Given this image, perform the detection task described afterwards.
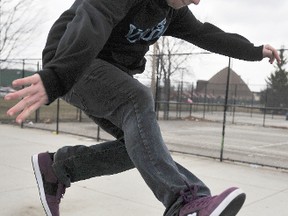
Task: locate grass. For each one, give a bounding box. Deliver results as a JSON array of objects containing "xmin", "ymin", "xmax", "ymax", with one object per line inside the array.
[{"xmin": 0, "ymin": 97, "xmax": 87, "ymax": 123}]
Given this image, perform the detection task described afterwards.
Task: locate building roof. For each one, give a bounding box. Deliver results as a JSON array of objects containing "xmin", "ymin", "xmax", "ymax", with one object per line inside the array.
[
  {"xmin": 209, "ymin": 67, "xmax": 247, "ymax": 86},
  {"xmin": 196, "ymin": 67, "xmax": 253, "ymax": 99}
]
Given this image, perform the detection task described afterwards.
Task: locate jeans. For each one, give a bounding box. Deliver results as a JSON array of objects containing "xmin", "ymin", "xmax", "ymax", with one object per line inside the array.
[{"xmin": 52, "ymin": 58, "xmax": 211, "ymax": 215}]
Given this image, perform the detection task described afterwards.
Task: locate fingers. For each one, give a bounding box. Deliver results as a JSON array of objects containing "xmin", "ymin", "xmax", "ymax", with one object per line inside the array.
[
  {"xmin": 269, "ymin": 51, "xmax": 275, "ymax": 64},
  {"xmin": 264, "ymin": 44, "xmax": 281, "ymax": 64},
  {"xmin": 7, "ymin": 91, "xmax": 40, "ymax": 116},
  {"xmin": 5, "ymin": 73, "xmax": 48, "ymax": 124},
  {"xmin": 273, "ymin": 49, "xmax": 281, "ymax": 64},
  {"xmin": 4, "ymin": 74, "xmax": 41, "ymax": 101},
  {"xmin": 5, "ymin": 85, "xmax": 34, "ymax": 101},
  {"xmin": 7, "ymin": 92, "xmax": 48, "ymax": 124},
  {"xmin": 11, "ymin": 74, "xmax": 39, "ymax": 88},
  {"xmin": 15, "ymin": 98, "xmax": 45, "ymax": 124}
]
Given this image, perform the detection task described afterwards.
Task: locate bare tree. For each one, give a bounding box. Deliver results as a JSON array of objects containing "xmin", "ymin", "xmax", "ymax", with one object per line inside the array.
[
  {"xmin": 0, "ymin": 0, "xmax": 41, "ymax": 64},
  {"xmin": 154, "ymin": 36, "xmax": 195, "ymax": 119}
]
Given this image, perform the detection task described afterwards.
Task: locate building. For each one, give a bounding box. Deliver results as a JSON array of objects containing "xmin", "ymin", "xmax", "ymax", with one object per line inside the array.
[{"xmin": 195, "ymin": 67, "xmax": 253, "ymax": 103}]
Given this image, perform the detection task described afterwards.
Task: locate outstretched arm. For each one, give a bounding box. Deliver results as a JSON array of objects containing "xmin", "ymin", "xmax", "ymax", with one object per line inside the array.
[{"xmin": 166, "ymin": 7, "xmax": 281, "ymax": 63}]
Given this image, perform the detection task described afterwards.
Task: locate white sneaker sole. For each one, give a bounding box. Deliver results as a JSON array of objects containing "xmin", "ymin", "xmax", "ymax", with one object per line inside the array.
[
  {"xmin": 210, "ymin": 188, "xmax": 245, "ymax": 216},
  {"xmin": 31, "ymin": 154, "xmax": 53, "ymax": 216}
]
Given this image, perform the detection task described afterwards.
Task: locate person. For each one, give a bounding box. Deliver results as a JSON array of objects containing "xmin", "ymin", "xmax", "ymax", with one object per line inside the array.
[{"xmin": 5, "ymin": 0, "xmax": 281, "ymax": 215}]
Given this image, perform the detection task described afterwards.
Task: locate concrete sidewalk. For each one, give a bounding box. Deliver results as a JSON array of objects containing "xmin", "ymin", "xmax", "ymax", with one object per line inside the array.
[{"xmin": 0, "ymin": 124, "xmax": 287, "ymax": 216}]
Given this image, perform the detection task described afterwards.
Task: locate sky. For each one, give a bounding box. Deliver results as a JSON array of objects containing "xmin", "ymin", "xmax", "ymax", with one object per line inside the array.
[{"xmin": 19, "ymin": 0, "xmax": 288, "ymax": 92}]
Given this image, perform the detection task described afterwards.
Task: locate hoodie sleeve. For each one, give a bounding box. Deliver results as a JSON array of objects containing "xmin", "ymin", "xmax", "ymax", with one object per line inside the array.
[
  {"xmin": 164, "ymin": 7, "xmax": 263, "ymax": 61},
  {"xmin": 38, "ymin": 0, "xmax": 139, "ymax": 104}
]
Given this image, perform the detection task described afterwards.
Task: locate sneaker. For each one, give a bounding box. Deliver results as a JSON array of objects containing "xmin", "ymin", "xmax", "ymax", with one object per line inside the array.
[
  {"xmin": 31, "ymin": 152, "xmax": 66, "ymax": 216},
  {"xmin": 179, "ymin": 187, "xmax": 246, "ymax": 216}
]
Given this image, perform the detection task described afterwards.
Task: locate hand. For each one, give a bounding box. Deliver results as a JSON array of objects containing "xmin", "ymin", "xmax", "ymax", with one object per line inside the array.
[
  {"xmin": 5, "ymin": 74, "xmax": 48, "ymax": 124},
  {"xmin": 262, "ymin": 44, "xmax": 281, "ymax": 64}
]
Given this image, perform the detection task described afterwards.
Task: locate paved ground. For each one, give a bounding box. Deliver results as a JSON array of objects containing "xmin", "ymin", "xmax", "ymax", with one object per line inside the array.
[{"xmin": 1, "ymin": 124, "xmax": 288, "ymax": 216}]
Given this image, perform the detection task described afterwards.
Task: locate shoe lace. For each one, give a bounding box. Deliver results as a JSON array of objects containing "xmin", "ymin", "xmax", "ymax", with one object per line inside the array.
[
  {"xmin": 56, "ymin": 183, "xmax": 66, "ymax": 203},
  {"xmin": 180, "ymin": 181, "xmax": 198, "ymax": 204},
  {"xmin": 180, "ymin": 182, "xmax": 212, "ymax": 211}
]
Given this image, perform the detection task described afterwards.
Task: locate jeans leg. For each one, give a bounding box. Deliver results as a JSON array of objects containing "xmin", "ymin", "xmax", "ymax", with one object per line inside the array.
[
  {"xmin": 163, "ymin": 162, "xmax": 211, "ymax": 216},
  {"xmin": 53, "ymin": 95, "xmax": 135, "ymax": 187},
  {"xmin": 62, "ymin": 59, "xmax": 210, "ymax": 208},
  {"xmin": 53, "ymin": 138, "xmax": 135, "ymax": 187}
]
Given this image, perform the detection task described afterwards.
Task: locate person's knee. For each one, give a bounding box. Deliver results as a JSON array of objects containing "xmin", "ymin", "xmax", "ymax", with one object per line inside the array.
[{"xmin": 132, "ymin": 85, "xmax": 154, "ymax": 107}]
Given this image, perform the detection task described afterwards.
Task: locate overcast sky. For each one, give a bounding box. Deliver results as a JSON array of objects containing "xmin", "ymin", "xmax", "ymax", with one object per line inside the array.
[{"xmin": 25, "ymin": 0, "xmax": 288, "ymax": 92}]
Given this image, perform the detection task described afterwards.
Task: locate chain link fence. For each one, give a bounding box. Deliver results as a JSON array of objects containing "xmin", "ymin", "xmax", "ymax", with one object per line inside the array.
[{"xmin": 1, "ymin": 58, "xmax": 288, "ymax": 170}]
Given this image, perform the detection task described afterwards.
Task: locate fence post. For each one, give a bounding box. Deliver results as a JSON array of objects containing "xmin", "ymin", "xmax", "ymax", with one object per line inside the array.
[
  {"xmin": 35, "ymin": 61, "xmax": 40, "ymax": 123},
  {"xmin": 21, "ymin": 59, "xmax": 25, "ymax": 128},
  {"xmin": 77, "ymin": 109, "xmax": 82, "ymax": 122},
  {"xmin": 97, "ymin": 125, "xmax": 101, "ymax": 142},
  {"xmin": 176, "ymin": 84, "xmax": 180, "ymax": 119},
  {"xmin": 263, "ymin": 84, "xmax": 268, "ymax": 127},
  {"xmin": 56, "ymin": 98, "xmax": 60, "ymax": 134},
  {"xmin": 232, "ymin": 85, "xmax": 237, "ymax": 124},
  {"xmin": 203, "ymin": 83, "xmax": 207, "ymax": 119},
  {"xmin": 220, "ymin": 58, "xmax": 231, "ymax": 162}
]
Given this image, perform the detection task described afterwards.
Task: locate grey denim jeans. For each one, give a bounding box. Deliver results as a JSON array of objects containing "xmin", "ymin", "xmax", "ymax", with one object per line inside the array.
[{"xmin": 52, "ymin": 58, "xmax": 211, "ymax": 215}]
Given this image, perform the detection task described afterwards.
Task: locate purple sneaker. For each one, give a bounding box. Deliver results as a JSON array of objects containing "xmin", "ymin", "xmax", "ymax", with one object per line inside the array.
[
  {"xmin": 31, "ymin": 152, "xmax": 66, "ymax": 216},
  {"xmin": 179, "ymin": 187, "xmax": 246, "ymax": 216}
]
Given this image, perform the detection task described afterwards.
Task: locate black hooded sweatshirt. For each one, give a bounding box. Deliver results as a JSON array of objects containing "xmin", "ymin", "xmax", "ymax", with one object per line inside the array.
[{"xmin": 39, "ymin": 0, "xmax": 263, "ymax": 104}]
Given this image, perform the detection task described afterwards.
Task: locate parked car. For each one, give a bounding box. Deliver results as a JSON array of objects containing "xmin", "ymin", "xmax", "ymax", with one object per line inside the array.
[{"xmin": 0, "ymin": 87, "xmax": 16, "ymax": 97}]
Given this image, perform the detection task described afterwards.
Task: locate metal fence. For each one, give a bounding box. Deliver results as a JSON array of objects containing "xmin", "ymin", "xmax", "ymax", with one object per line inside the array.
[
  {"xmin": 1, "ymin": 58, "xmax": 288, "ymax": 170},
  {"xmin": 155, "ymin": 101, "xmax": 288, "ymax": 127},
  {"xmin": 2, "ymin": 97, "xmax": 288, "ymax": 129},
  {"xmin": 1, "ymin": 97, "xmax": 288, "ymax": 169}
]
